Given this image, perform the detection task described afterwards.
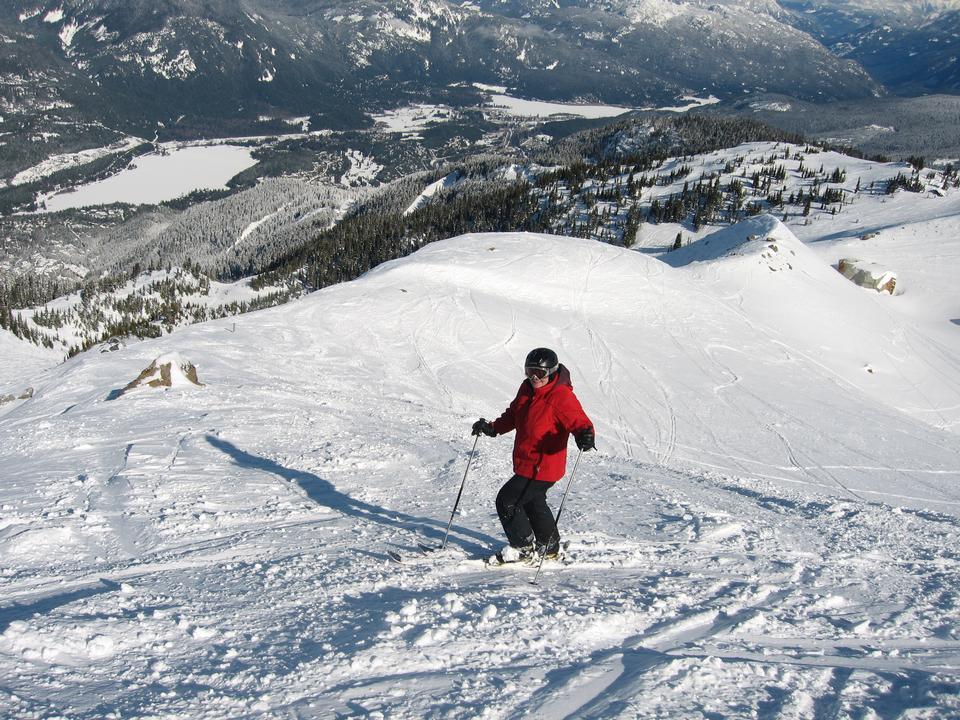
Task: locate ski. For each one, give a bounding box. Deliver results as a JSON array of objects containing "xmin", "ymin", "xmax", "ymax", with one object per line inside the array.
[
  {"xmin": 388, "ymin": 540, "xmax": 571, "ymax": 569},
  {"xmin": 386, "ymin": 546, "xmax": 427, "ymax": 563},
  {"xmin": 386, "ymin": 541, "xmax": 454, "ymax": 563},
  {"xmin": 483, "ymin": 541, "xmax": 572, "ymax": 569},
  {"xmin": 484, "ymin": 554, "xmax": 571, "ymax": 569}
]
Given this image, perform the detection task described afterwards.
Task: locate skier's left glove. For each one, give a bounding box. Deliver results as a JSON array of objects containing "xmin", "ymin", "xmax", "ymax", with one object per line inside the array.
[
  {"xmin": 575, "ymin": 428, "xmax": 596, "ymax": 451},
  {"xmin": 472, "ymin": 418, "xmax": 497, "ymax": 437}
]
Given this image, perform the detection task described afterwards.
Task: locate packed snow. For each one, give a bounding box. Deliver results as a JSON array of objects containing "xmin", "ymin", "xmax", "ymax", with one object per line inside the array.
[
  {"xmin": 1, "ymin": 221, "xmax": 959, "ymax": 717},
  {"xmin": 404, "ymin": 171, "xmax": 464, "ymax": 215},
  {"xmin": 665, "ymin": 214, "xmax": 960, "ymax": 436}
]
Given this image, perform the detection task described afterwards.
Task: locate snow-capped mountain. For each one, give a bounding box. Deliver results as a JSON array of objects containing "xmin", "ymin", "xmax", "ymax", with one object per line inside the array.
[
  {"xmin": 783, "ymin": 0, "xmax": 959, "ymax": 19},
  {"xmin": 836, "ymin": 8, "xmax": 960, "ymax": 93},
  {"xmin": 2, "ymin": 207, "xmax": 959, "ymax": 715},
  {"xmin": 0, "ymin": 0, "xmax": 879, "ymax": 158},
  {"xmin": 780, "ymin": 0, "xmax": 960, "ymax": 91}
]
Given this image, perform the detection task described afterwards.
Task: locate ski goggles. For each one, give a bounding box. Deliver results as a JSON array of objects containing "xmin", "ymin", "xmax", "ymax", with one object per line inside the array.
[{"xmin": 524, "ymin": 365, "xmax": 557, "ymax": 379}]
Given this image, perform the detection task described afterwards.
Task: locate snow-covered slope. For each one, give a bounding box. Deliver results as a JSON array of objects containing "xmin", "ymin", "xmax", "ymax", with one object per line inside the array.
[
  {"xmin": 667, "ymin": 214, "xmax": 960, "ymax": 434},
  {"xmin": 0, "ymin": 328, "xmax": 59, "ymax": 388},
  {"xmin": 1, "ymin": 231, "xmax": 959, "ymax": 717}
]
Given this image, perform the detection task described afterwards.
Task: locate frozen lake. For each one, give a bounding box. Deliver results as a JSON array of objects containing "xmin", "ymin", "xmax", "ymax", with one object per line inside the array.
[
  {"xmin": 487, "ymin": 94, "xmax": 633, "ymax": 119},
  {"xmin": 38, "ymin": 144, "xmax": 258, "ymax": 212}
]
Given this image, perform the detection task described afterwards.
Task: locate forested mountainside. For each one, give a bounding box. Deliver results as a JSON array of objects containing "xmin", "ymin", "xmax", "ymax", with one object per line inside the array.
[
  {"xmin": 780, "ymin": 0, "xmax": 960, "ymax": 93},
  {"xmin": 1, "ymin": 0, "xmax": 878, "ymax": 159},
  {"xmin": 1, "ymin": 116, "xmax": 800, "ymax": 305},
  {"xmin": 4, "ymin": 115, "xmax": 956, "ymax": 358}
]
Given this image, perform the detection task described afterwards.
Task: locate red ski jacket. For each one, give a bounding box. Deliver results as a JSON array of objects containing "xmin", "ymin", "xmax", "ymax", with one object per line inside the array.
[{"xmin": 491, "ymin": 364, "xmax": 594, "ymax": 482}]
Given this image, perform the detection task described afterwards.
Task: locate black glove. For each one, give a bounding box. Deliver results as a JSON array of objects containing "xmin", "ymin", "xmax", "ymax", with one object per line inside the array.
[
  {"xmin": 472, "ymin": 418, "xmax": 496, "ymax": 437},
  {"xmin": 575, "ymin": 428, "xmax": 596, "ymax": 451}
]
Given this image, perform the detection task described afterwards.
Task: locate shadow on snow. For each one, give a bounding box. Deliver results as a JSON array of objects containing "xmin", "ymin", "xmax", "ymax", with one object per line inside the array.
[
  {"xmin": 205, "ymin": 434, "xmax": 497, "ymax": 551},
  {"xmin": 0, "ymin": 579, "xmax": 122, "ymax": 633}
]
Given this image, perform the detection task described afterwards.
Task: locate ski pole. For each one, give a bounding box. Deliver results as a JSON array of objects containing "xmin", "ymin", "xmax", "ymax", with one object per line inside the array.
[
  {"xmin": 532, "ymin": 448, "xmax": 583, "ymax": 584},
  {"xmin": 438, "ymin": 433, "xmax": 481, "ymax": 550}
]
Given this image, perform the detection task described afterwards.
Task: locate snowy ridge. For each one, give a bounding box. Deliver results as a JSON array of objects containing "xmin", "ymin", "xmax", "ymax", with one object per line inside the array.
[
  {"xmin": 403, "ymin": 171, "xmax": 463, "ymax": 215},
  {"xmin": 1, "ymin": 229, "xmax": 959, "ymax": 716},
  {"xmin": 667, "ymin": 215, "xmax": 960, "ymax": 433},
  {"xmin": 236, "ymin": 204, "xmax": 288, "ymax": 247}
]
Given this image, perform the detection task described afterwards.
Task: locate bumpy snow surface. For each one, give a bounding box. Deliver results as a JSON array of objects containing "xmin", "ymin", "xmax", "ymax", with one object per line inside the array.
[{"xmin": 2, "ymin": 227, "xmax": 960, "ymax": 717}]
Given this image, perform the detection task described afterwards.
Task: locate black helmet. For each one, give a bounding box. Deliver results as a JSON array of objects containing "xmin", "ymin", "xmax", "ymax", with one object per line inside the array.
[{"xmin": 524, "ymin": 347, "xmax": 559, "ymax": 377}]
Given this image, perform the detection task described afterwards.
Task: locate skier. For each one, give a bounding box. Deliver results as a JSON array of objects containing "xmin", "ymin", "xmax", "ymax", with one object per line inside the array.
[{"xmin": 472, "ymin": 348, "xmax": 595, "ymax": 564}]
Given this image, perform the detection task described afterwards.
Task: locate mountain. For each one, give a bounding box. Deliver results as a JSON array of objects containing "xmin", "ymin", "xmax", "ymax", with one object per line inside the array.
[
  {"xmin": 780, "ymin": 0, "xmax": 960, "ymax": 92},
  {"xmin": 778, "ymin": 0, "xmax": 949, "ymax": 41},
  {"xmin": 0, "ymin": 0, "xmax": 881, "ymax": 176},
  {"xmin": 728, "ymin": 92, "xmax": 960, "ymax": 161},
  {"xmin": 836, "ymin": 9, "xmax": 960, "ymax": 93},
  {"xmin": 2, "ymin": 220, "xmax": 959, "ymax": 715},
  {"xmin": 0, "ymin": 113, "xmax": 808, "ymax": 326}
]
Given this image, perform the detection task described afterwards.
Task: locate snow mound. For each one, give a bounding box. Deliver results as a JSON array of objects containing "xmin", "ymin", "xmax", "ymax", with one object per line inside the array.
[
  {"xmin": 118, "ymin": 352, "xmax": 203, "ymax": 396},
  {"xmin": 2, "ymin": 620, "xmax": 116, "ymax": 664},
  {"xmin": 663, "ymin": 214, "xmax": 810, "ymax": 272},
  {"xmin": 0, "ymin": 524, "xmax": 81, "ymax": 560}
]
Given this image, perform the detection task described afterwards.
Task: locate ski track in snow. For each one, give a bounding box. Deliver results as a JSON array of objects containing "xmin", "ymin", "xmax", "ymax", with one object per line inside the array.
[
  {"xmin": 1, "ymin": 230, "xmax": 960, "ymax": 717},
  {"xmin": 2, "ymin": 412, "xmax": 959, "ymax": 718}
]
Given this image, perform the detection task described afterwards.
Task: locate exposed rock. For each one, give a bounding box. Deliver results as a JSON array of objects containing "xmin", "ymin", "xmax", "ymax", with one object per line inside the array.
[
  {"xmin": 119, "ymin": 353, "xmax": 203, "ymax": 397},
  {"xmin": 99, "ymin": 337, "xmax": 127, "ymax": 353},
  {"xmin": 0, "ymin": 387, "xmax": 34, "ymax": 406},
  {"xmin": 838, "ymin": 258, "xmax": 898, "ymax": 295}
]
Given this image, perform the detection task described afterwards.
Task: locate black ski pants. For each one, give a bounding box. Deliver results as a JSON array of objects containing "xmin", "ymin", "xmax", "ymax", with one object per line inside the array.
[{"xmin": 495, "ymin": 474, "xmax": 559, "ymax": 551}]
